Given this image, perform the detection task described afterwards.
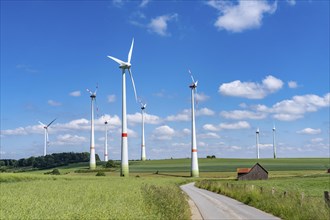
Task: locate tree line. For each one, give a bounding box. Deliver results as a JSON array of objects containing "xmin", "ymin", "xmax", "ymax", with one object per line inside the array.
[{"xmin": 0, "ymin": 152, "xmax": 100, "ymax": 170}]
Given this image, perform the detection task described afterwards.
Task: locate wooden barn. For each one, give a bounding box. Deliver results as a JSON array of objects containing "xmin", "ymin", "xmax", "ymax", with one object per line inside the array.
[{"xmin": 237, "ymin": 163, "xmax": 268, "ymax": 181}]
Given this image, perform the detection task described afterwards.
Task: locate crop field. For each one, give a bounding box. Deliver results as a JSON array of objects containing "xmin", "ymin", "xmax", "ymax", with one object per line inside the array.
[
  {"xmin": 0, "ymin": 158, "xmax": 329, "ymax": 219},
  {"xmin": 0, "ymin": 174, "xmax": 190, "ymax": 220}
]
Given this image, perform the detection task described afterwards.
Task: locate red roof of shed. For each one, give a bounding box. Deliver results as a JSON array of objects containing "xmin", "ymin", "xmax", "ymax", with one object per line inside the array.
[{"xmin": 237, "ymin": 168, "xmax": 251, "ymax": 174}]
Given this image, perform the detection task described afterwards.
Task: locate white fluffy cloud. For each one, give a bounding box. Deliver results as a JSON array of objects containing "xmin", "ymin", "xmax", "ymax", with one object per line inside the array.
[
  {"xmin": 297, "ymin": 128, "xmax": 321, "ymax": 135},
  {"xmin": 203, "ymin": 121, "xmax": 250, "ymax": 131},
  {"xmin": 207, "ymin": 0, "xmax": 277, "ymax": 32},
  {"xmin": 127, "ymin": 112, "xmax": 162, "ymax": 125},
  {"xmin": 48, "ymin": 100, "xmax": 62, "ymax": 106},
  {"xmin": 1, "ymin": 127, "xmax": 28, "ymax": 136},
  {"xmin": 55, "ymin": 134, "xmax": 87, "ymax": 146},
  {"xmin": 107, "ymin": 94, "xmax": 116, "ymax": 103},
  {"xmin": 232, "ymin": 93, "xmax": 330, "ymax": 121},
  {"xmin": 219, "ymin": 75, "xmax": 283, "ymax": 99},
  {"xmin": 166, "ymin": 108, "xmax": 215, "ymax": 122},
  {"xmin": 271, "ymin": 93, "xmax": 330, "ymax": 121},
  {"xmin": 139, "ymin": 0, "xmax": 150, "ymax": 8},
  {"xmin": 148, "ymin": 14, "xmax": 178, "ymax": 36},
  {"xmin": 69, "ymin": 91, "xmax": 81, "ymax": 97},
  {"xmin": 220, "ymin": 110, "xmax": 267, "ymax": 120},
  {"xmin": 195, "ymin": 93, "xmax": 210, "ymax": 102},
  {"xmin": 196, "ymin": 108, "xmax": 215, "ymax": 116},
  {"xmin": 219, "ymin": 121, "xmax": 250, "ymax": 130},
  {"xmin": 288, "ymin": 81, "xmax": 298, "ymax": 89},
  {"xmin": 199, "ymin": 132, "xmax": 220, "ymax": 139},
  {"xmin": 286, "ymin": 0, "xmax": 296, "ymax": 6},
  {"xmin": 152, "ymin": 125, "xmax": 175, "ymax": 140},
  {"xmin": 203, "ymin": 124, "xmax": 220, "ymax": 132}
]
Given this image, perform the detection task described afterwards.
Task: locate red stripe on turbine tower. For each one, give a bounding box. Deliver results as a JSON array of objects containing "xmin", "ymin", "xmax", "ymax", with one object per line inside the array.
[
  {"xmin": 192, "ymin": 149, "xmax": 197, "ymax": 152},
  {"xmin": 122, "ymin": 133, "xmax": 128, "ymax": 137}
]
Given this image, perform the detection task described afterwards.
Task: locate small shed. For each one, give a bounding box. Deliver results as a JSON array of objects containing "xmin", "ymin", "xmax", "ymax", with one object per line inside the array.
[{"xmin": 237, "ymin": 163, "xmax": 268, "ymax": 181}]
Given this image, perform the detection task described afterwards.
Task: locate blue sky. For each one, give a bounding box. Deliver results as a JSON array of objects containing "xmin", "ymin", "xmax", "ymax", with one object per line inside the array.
[{"xmin": 1, "ymin": 0, "xmax": 329, "ymax": 160}]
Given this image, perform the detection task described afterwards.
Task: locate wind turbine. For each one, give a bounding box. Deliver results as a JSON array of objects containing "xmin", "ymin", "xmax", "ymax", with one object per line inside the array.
[
  {"xmin": 87, "ymin": 87, "xmax": 97, "ymax": 170},
  {"xmin": 39, "ymin": 118, "xmax": 56, "ymax": 156},
  {"xmin": 188, "ymin": 70, "xmax": 199, "ymax": 178},
  {"xmin": 107, "ymin": 38, "xmax": 138, "ymax": 177},
  {"xmin": 104, "ymin": 120, "xmax": 109, "ymax": 162},
  {"xmin": 256, "ymin": 128, "xmax": 260, "ymax": 159},
  {"xmin": 272, "ymin": 125, "xmax": 277, "ymax": 159},
  {"xmin": 140, "ymin": 100, "xmax": 147, "ymax": 161}
]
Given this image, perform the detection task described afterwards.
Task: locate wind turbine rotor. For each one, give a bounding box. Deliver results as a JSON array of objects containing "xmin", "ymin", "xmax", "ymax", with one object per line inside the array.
[
  {"xmin": 107, "ymin": 56, "xmax": 126, "ymax": 67},
  {"xmin": 188, "ymin": 69, "xmax": 195, "ymax": 83},
  {"xmin": 86, "ymin": 89, "xmax": 93, "ymax": 95},
  {"xmin": 39, "ymin": 121, "xmax": 46, "ymax": 128},
  {"xmin": 47, "ymin": 118, "xmax": 57, "ymax": 128},
  {"xmin": 128, "ymin": 38, "xmax": 134, "ymax": 64},
  {"xmin": 128, "ymin": 69, "xmax": 138, "ymax": 102}
]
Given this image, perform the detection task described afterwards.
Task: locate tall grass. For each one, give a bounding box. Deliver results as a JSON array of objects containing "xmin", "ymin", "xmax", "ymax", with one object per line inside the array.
[
  {"xmin": 196, "ymin": 176, "xmax": 330, "ymax": 220},
  {"xmin": 141, "ymin": 184, "xmax": 190, "ymax": 220},
  {"xmin": 0, "ymin": 173, "xmax": 190, "ymax": 219}
]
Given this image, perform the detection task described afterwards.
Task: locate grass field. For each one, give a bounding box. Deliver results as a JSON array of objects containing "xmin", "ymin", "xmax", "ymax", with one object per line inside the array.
[
  {"xmin": 1, "ymin": 158, "xmax": 329, "ymax": 219},
  {"xmin": 0, "ymin": 174, "xmax": 190, "ymax": 219}
]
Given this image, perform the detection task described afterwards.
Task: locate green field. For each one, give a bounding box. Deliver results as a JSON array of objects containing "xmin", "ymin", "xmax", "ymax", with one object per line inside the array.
[{"xmin": 1, "ymin": 158, "xmax": 329, "ymax": 219}]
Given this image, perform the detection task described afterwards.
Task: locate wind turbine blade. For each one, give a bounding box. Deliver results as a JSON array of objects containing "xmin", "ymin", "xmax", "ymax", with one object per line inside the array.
[
  {"xmin": 47, "ymin": 118, "xmax": 56, "ymax": 127},
  {"xmin": 188, "ymin": 69, "xmax": 195, "ymax": 83},
  {"xmin": 94, "ymin": 84, "xmax": 98, "ymax": 95},
  {"xmin": 128, "ymin": 69, "xmax": 138, "ymax": 102},
  {"xmin": 128, "ymin": 38, "xmax": 134, "ymax": 64},
  {"xmin": 108, "ymin": 56, "xmax": 126, "ymax": 66},
  {"xmin": 39, "ymin": 121, "xmax": 46, "ymax": 127},
  {"xmin": 86, "ymin": 89, "xmax": 93, "ymax": 95}
]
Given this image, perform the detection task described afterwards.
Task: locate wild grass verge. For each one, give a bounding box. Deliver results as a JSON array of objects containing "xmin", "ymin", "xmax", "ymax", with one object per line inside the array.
[
  {"xmin": 196, "ymin": 178, "xmax": 329, "ymax": 220},
  {"xmin": 141, "ymin": 184, "xmax": 190, "ymax": 220}
]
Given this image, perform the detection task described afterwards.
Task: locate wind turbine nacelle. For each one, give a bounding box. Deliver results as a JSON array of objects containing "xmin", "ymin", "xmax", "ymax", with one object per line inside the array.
[
  {"xmin": 119, "ymin": 63, "xmax": 131, "ymax": 69},
  {"xmin": 189, "ymin": 83, "xmax": 197, "ymax": 89}
]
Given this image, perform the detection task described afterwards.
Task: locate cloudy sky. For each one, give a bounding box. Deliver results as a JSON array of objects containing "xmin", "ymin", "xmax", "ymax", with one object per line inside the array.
[{"xmin": 1, "ymin": 0, "xmax": 329, "ymax": 160}]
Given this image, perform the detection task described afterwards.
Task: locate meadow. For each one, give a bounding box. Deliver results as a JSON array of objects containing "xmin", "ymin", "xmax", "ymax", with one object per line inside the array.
[
  {"xmin": 196, "ymin": 175, "xmax": 329, "ymax": 220},
  {"xmin": 1, "ymin": 158, "xmax": 329, "ymax": 219}
]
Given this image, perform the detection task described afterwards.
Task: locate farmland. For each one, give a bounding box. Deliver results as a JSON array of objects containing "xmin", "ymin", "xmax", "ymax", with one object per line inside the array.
[{"xmin": 1, "ymin": 158, "xmax": 329, "ymax": 219}]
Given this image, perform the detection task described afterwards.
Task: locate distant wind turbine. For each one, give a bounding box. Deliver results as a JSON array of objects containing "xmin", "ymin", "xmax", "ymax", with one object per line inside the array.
[
  {"xmin": 273, "ymin": 125, "xmax": 277, "ymax": 159},
  {"xmin": 256, "ymin": 128, "xmax": 260, "ymax": 159},
  {"xmin": 188, "ymin": 69, "xmax": 199, "ymax": 178},
  {"xmin": 107, "ymin": 38, "xmax": 138, "ymax": 177},
  {"xmin": 104, "ymin": 120, "xmax": 109, "ymax": 162},
  {"xmin": 139, "ymin": 100, "xmax": 147, "ymax": 161},
  {"xmin": 39, "ymin": 118, "xmax": 56, "ymax": 156},
  {"xmin": 87, "ymin": 87, "xmax": 97, "ymax": 170}
]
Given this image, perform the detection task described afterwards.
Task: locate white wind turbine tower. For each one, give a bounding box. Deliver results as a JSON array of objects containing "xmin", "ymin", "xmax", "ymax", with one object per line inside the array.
[
  {"xmin": 39, "ymin": 118, "xmax": 56, "ymax": 156},
  {"xmin": 139, "ymin": 101, "xmax": 147, "ymax": 161},
  {"xmin": 108, "ymin": 38, "xmax": 138, "ymax": 177},
  {"xmin": 273, "ymin": 125, "xmax": 277, "ymax": 159},
  {"xmin": 188, "ymin": 70, "xmax": 199, "ymax": 178},
  {"xmin": 256, "ymin": 128, "xmax": 260, "ymax": 159},
  {"xmin": 104, "ymin": 120, "xmax": 109, "ymax": 162},
  {"xmin": 87, "ymin": 87, "xmax": 97, "ymax": 170}
]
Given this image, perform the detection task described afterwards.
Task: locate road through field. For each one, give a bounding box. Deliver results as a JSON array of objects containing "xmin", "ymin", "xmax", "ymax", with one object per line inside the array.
[{"xmin": 180, "ymin": 182, "xmax": 281, "ymax": 220}]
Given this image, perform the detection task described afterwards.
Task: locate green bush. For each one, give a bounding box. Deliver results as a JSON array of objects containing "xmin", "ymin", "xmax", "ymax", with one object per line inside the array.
[
  {"xmin": 96, "ymin": 171, "xmax": 106, "ymax": 176},
  {"xmin": 44, "ymin": 169, "xmax": 60, "ymax": 175},
  {"xmin": 104, "ymin": 160, "xmax": 118, "ymax": 168}
]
